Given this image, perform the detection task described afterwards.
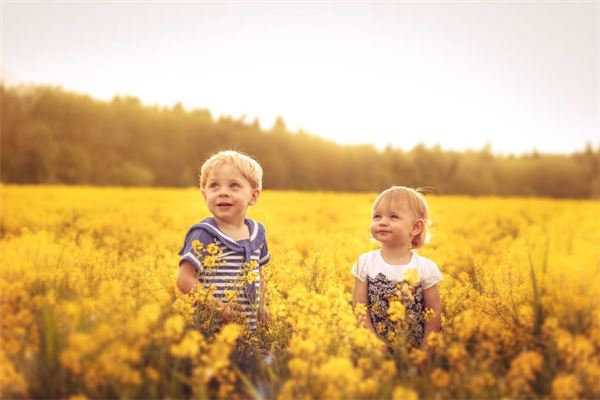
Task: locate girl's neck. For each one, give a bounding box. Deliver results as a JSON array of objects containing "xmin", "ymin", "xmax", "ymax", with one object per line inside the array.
[
  {"xmin": 380, "ymin": 245, "xmax": 412, "ymax": 265},
  {"xmin": 213, "ymin": 217, "xmax": 250, "ymax": 241}
]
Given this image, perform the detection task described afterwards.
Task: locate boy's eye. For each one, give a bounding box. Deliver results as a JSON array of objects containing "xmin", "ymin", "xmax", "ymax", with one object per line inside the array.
[
  {"xmin": 231, "ymin": 182, "xmax": 241, "ymax": 189},
  {"xmin": 391, "ymin": 215, "xmax": 399, "ymax": 219},
  {"xmin": 373, "ymin": 215, "xmax": 381, "ymax": 220},
  {"xmin": 209, "ymin": 182, "xmax": 218, "ymax": 189}
]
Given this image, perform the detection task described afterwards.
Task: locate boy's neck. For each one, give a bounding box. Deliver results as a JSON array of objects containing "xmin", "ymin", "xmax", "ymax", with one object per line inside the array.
[
  {"xmin": 213, "ymin": 217, "xmax": 250, "ymax": 241},
  {"xmin": 380, "ymin": 245, "xmax": 412, "ymax": 265}
]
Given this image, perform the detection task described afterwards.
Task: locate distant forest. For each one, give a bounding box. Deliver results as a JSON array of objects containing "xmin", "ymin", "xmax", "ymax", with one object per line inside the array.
[{"xmin": 2, "ymin": 85, "xmax": 599, "ymax": 198}]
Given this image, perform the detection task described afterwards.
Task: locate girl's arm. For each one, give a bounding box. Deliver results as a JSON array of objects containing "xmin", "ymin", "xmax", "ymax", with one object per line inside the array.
[
  {"xmin": 352, "ymin": 278, "xmax": 375, "ymax": 333},
  {"xmin": 422, "ymin": 283, "xmax": 441, "ymax": 348},
  {"xmin": 177, "ymin": 261, "xmax": 199, "ymax": 294}
]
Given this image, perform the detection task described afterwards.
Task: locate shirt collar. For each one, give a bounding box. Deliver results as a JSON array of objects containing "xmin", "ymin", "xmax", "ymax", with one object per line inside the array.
[{"xmin": 196, "ymin": 217, "xmax": 263, "ymax": 252}]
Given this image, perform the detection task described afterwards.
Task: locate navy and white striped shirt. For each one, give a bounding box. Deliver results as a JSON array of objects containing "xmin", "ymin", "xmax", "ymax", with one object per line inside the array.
[{"xmin": 178, "ymin": 217, "xmax": 270, "ymax": 330}]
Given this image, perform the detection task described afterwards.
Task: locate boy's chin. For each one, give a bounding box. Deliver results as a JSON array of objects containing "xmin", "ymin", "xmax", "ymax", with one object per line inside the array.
[{"xmin": 213, "ymin": 213, "xmax": 244, "ymax": 224}]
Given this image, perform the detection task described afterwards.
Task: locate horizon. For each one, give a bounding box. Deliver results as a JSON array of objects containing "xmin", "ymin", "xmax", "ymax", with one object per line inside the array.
[
  {"xmin": 5, "ymin": 81, "xmax": 597, "ymax": 157},
  {"xmin": 3, "ymin": 2, "xmax": 599, "ymax": 155}
]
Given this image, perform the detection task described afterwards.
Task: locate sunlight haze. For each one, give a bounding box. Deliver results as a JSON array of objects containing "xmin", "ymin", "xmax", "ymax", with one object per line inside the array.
[{"xmin": 3, "ymin": 2, "xmax": 599, "ymax": 154}]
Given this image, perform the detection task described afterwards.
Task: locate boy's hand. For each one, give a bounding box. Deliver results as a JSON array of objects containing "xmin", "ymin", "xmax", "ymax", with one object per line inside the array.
[
  {"xmin": 217, "ymin": 302, "xmax": 243, "ymax": 323},
  {"xmin": 259, "ymin": 304, "xmax": 271, "ymax": 326}
]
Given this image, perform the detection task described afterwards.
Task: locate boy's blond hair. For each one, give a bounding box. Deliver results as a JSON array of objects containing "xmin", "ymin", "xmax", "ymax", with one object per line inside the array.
[
  {"xmin": 199, "ymin": 150, "xmax": 263, "ymax": 190},
  {"xmin": 372, "ymin": 186, "xmax": 431, "ymax": 249}
]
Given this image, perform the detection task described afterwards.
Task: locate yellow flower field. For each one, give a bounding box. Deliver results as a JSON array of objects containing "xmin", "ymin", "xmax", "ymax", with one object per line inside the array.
[{"xmin": 1, "ymin": 185, "xmax": 599, "ymax": 399}]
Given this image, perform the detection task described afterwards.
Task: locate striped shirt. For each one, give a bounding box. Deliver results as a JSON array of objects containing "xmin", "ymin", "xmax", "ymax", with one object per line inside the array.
[{"xmin": 178, "ymin": 217, "xmax": 270, "ymax": 330}]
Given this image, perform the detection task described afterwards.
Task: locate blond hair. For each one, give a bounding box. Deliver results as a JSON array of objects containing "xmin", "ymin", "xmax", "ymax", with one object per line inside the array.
[
  {"xmin": 372, "ymin": 186, "xmax": 431, "ymax": 249},
  {"xmin": 199, "ymin": 150, "xmax": 263, "ymax": 190}
]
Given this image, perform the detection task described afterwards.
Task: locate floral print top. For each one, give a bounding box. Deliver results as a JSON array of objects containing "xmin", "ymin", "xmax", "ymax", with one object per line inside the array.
[{"xmin": 351, "ymin": 250, "xmax": 442, "ymax": 345}]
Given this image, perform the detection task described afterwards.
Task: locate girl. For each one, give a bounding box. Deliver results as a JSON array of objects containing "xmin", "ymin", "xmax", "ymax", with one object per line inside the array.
[{"xmin": 351, "ymin": 186, "xmax": 442, "ymax": 348}]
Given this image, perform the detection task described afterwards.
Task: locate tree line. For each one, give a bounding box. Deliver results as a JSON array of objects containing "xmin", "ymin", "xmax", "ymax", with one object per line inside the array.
[{"xmin": 1, "ymin": 85, "xmax": 599, "ymax": 198}]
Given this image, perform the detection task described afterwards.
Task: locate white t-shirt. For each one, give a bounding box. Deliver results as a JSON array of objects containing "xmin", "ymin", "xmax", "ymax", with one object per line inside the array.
[{"xmin": 351, "ymin": 249, "xmax": 443, "ymax": 290}]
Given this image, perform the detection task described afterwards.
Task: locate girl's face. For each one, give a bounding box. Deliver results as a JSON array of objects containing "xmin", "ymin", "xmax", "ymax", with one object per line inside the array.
[
  {"xmin": 202, "ymin": 162, "xmax": 259, "ymax": 225},
  {"xmin": 370, "ymin": 196, "xmax": 422, "ymax": 248}
]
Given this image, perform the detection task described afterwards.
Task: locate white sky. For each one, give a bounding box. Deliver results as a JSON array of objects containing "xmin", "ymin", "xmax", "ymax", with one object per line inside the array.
[{"xmin": 2, "ymin": 1, "xmax": 599, "ymax": 154}]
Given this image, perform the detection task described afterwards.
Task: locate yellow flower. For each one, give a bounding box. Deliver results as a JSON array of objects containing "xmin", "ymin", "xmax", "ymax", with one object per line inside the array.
[
  {"xmin": 170, "ymin": 331, "xmax": 204, "ymax": 358},
  {"xmin": 392, "ymin": 385, "xmax": 418, "ymax": 400},
  {"xmin": 246, "ymin": 270, "xmax": 259, "ymax": 284},
  {"xmin": 388, "ymin": 300, "xmax": 406, "ymax": 322},
  {"xmin": 205, "ymin": 242, "xmax": 219, "ymax": 255},
  {"xmin": 552, "ymin": 374, "xmax": 581, "ymax": 399},
  {"xmin": 191, "ymin": 240, "xmax": 203, "ymax": 256},
  {"xmin": 144, "ymin": 367, "xmax": 160, "ymax": 382},
  {"xmin": 224, "ymin": 290, "xmax": 237, "ymax": 302},
  {"xmin": 164, "ymin": 315, "xmax": 185, "ymax": 340},
  {"xmin": 203, "ymin": 255, "xmax": 217, "ymax": 268},
  {"xmin": 371, "ymin": 302, "xmax": 385, "ymax": 317},
  {"xmin": 423, "ymin": 307, "xmax": 436, "ymax": 322},
  {"xmin": 430, "ymin": 368, "xmax": 450, "ymax": 389},
  {"xmin": 404, "ymin": 267, "xmax": 420, "ymax": 285}
]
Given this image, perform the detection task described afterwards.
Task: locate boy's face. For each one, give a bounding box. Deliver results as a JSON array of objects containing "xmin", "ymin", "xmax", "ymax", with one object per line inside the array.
[
  {"xmin": 202, "ymin": 162, "xmax": 259, "ymax": 225},
  {"xmin": 370, "ymin": 196, "xmax": 422, "ymax": 248}
]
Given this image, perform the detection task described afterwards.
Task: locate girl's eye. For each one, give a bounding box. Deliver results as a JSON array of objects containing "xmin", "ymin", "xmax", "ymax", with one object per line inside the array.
[
  {"xmin": 231, "ymin": 183, "xmax": 241, "ymax": 189},
  {"xmin": 373, "ymin": 215, "xmax": 381, "ymax": 220},
  {"xmin": 391, "ymin": 215, "xmax": 399, "ymax": 219},
  {"xmin": 209, "ymin": 183, "xmax": 218, "ymax": 189}
]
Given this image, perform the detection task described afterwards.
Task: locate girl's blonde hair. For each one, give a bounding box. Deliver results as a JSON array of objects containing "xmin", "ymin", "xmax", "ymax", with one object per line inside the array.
[
  {"xmin": 199, "ymin": 150, "xmax": 263, "ymax": 190},
  {"xmin": 372, "ymin": 186, "xmax": 431, "ymax": 249}
]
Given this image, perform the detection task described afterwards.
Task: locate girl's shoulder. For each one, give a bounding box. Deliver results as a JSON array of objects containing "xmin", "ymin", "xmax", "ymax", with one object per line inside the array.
[
  {"xmin": 412, "ymin": 253, "xmax": 439, "ymax": 270},
  {"xmin": 411, "ymin": 253, "xmax": 443, "ymax": 288},
  {"xmin": 356, "ymin": 249, "xmax": 381, "ymax": 265}
]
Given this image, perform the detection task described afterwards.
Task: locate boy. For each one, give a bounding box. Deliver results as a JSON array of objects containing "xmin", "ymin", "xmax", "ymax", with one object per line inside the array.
[{"xmin": 177, "ymin": 150, "xmax": 270, "ymax": 330}]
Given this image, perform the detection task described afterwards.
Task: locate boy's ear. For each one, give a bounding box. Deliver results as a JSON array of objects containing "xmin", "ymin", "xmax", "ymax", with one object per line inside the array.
[
  {"xmin": 201, "ymin": 188, "xmax": 207, "ymax": 201},
  {"xmin": 249, "ymin": 188, "xmax": 260, "ymax": 205}
]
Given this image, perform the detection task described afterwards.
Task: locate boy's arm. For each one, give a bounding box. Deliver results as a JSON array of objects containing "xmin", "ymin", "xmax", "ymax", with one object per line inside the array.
[
  {"xmin": 177, "ymin": 260, "xmax": 242, "ymax": 321},
  {"xmin": 258, "ymin": 267, "xmax": 271, "ymax": 325},
  {"xmin": 259, "ymin": 268, "xmax": 267, "ymax": 307},
  {"xmin": 352, "ymin": 278, "xmax": 375, "ymax": 333},
  {"xmin": 422, "ymin": 283, "xmax": 441, "ymax": 347},
  {"xmin": 177, "ymin": 261, "xmax": 199, "ymax": 294}
]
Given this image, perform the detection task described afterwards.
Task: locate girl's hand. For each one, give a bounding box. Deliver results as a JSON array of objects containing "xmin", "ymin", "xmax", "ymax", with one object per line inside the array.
[{"xmin": 259, "ymin": 304, "xmax": 271, "ymax": 326}]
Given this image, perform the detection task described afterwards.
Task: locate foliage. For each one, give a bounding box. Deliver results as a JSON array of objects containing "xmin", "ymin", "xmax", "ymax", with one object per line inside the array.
[{"xmin": 2, "ymin": 85, "xmax": 599, "ymax": 197}]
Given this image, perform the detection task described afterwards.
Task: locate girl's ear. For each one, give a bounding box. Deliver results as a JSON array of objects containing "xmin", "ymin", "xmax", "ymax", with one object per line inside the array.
[
  {"xmin": 249, "ymin": 189, "xmax": 260, "ymax": 205},
  {"xmin": 412, "ymin": 219, "xmax": 425, "ymax": 236},
  {"xmin": 201, "ymin": 189, "xmax": 207, "ymax": 201}
]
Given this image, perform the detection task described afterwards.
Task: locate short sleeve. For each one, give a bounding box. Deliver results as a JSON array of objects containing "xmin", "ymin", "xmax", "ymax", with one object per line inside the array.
[
  {"xmin": 351, "ymin": 255, "xmax": 367, "ymax": 283},
  {"xmin": 420, "ymin": 259, "xmax": 443, "ymax": 290},
  {"xmin": 258, "ymin": 240, "xmax": 270, "ymax": 268},
  {"xmin": 178, "ymin": 228, "xmax": 214, "ymax": 271}
]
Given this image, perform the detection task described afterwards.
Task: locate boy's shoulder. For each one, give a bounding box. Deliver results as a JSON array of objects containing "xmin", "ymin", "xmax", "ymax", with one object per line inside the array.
[
  {"xmin": 246, "ymin": 218, "xmax": 268, "ymax": 243},
  {"xmin": 249, "ymin": 218, "xmax": 267, "ymax": 232},
  {"xmin": 182, "ymin": 219, "xmax": 217, "ymax": 244}
]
